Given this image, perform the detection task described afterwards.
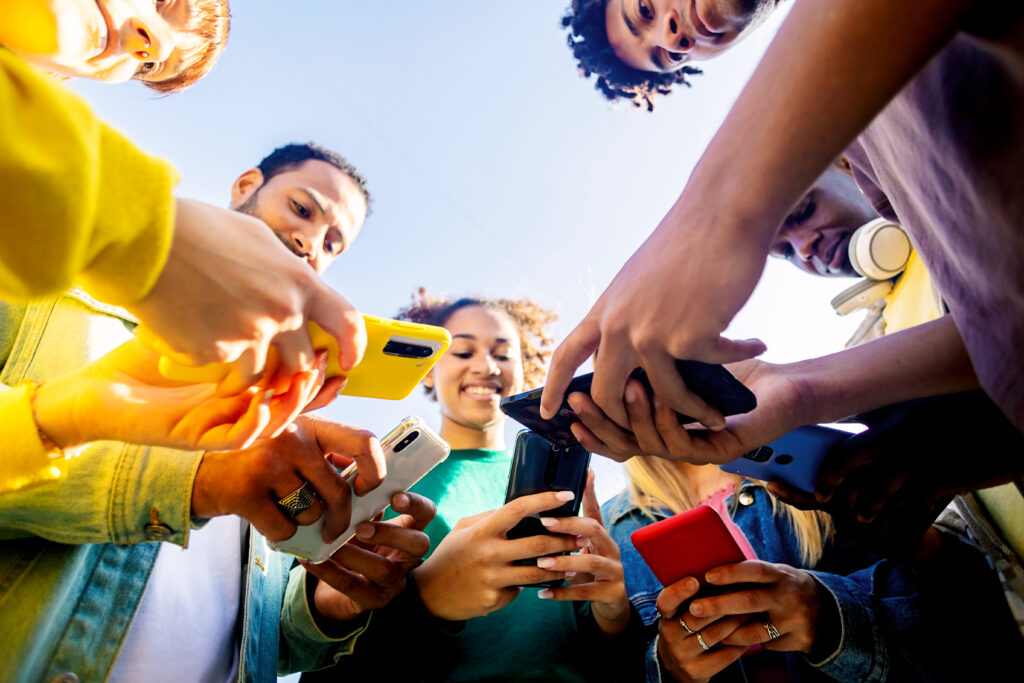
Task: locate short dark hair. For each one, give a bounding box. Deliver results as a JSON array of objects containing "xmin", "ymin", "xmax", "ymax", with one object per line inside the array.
[
  {"xmin": 256, "ymin": 142, "xmax": 371, "ymax": 209},
  {"xmin": 562, "ymin": 0, "xmax": 700, "ymax": 112}
]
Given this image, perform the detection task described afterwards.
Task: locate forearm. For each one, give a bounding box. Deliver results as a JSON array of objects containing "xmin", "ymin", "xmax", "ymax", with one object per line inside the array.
[
  {"xmin": 670, "ymin": 0, "xmax": 974, "ymax": 249},
  {"xmin": 0, "ymin": 435, "xmax": 200, "ymax": 546},
  {"xmin": 786, "ymin": 316, "xmax": 977, "ymax": 424}
]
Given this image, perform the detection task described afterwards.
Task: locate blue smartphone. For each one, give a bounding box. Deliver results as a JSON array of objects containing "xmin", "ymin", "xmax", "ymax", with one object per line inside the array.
[{"xmin": 719, "ymin": 425, "xmax": 851, "ymax": 493}]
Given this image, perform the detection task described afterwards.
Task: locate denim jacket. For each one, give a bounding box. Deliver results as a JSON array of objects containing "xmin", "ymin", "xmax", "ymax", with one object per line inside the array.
[
  {"xmin": 603, "ymin": 484, "xmax": 1020, "ymax": 682},
  {"xmin": 0, "ymin": 292, "xmax": 369, "ymax": 682}
]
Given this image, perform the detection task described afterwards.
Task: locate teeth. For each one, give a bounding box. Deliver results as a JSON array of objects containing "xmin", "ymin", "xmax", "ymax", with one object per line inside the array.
[{"xmin": 464, "ymin": 386, "xmax": 498, "ymax": 395}]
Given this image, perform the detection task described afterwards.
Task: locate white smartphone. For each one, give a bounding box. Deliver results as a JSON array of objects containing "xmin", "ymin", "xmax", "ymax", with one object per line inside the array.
[{"xmin": 270, "ymin": 416, "xmax": 450, "ymax": 563}]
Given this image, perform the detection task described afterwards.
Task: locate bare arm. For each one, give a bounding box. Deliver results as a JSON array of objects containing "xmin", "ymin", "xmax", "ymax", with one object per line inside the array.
[{"xmin": 543, "ymin": 0, "xmax": 976, "ymax": 429}]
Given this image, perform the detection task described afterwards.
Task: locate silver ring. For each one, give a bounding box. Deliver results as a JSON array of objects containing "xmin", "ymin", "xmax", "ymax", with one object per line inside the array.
[
  {"xmin": 695, "ymin": 632, "xmax": 710, "ymax": 651},
  {"xmin": 763, "ymin": 619, "xmax": 781, "ymax": 641},
  {"xmin": 277, "ymin": 481, "xmax": 316, "ymax": 518},
  {"xmin": 679, "ymin": 617, "xmax": 696, "ymax": 635}
]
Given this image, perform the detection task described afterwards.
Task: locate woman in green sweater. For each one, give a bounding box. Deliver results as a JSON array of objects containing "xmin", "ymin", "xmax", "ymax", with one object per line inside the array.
[{"xmin": 303, "ymin": 290, "xmax": 642, "ymax": 681}]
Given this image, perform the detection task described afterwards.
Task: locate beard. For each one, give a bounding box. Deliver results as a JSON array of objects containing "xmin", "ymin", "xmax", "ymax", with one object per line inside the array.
[{"xmin": 233, "ymin": 190, "xmax": 304, "ymax": 258}]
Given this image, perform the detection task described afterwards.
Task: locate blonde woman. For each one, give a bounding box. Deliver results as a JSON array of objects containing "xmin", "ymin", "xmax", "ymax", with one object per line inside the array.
[{"xmin": 590, "ymin": 381, "xmax": 1020, "ymax": 682}]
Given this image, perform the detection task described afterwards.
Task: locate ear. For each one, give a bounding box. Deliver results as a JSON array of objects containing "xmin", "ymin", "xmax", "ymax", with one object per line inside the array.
[
  {"xmin": 230, "ymin": 168, "xmax": 265, "ymax": 206},
  {"xmin": 422, "ymin": 368, "xmax": 435, "ymax": 391}
]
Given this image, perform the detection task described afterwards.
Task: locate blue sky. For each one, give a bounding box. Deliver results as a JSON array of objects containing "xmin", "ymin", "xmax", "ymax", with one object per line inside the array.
[{"xmin": 70, "ymin": 1, "xmax": 863, "ymax": 501}]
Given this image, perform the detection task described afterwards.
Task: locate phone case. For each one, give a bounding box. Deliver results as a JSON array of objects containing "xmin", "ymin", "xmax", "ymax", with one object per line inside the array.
[
  {"xmin": 270, "ymin": 416, "xmax": 450, "ymax": 563},
  {"xmin": 504, "ymin": 430, "xmax": 591, "ymax": 587},
  {"xmin": 154, "ymin": 315, "xmax": 450, "ymax": 401},
  {"xmin": 630, "ymin": 506, "xmax": 749, "ymax": 592},
  {"xmin": 500, "ymin": 360, "xmax": 757, "ymax": 447},
  {"xmin": 719, "ymin": 425, "xmax": 850, "ymax": 493}
]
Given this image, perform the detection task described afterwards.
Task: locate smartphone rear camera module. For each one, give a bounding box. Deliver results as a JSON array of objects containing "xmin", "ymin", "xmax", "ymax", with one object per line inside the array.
[
  {"xmin": 774, "ymin": 453, "xmax": 793, "ymax": 465},
  {"xmin": 743, "ymin": 446, "xmax": 773, "ymax": 463},
  {"xmin": 393, "ymin": 430, "xmax": 420, "ymax": 453},
  {"xmin": 384, "ymin": 340, "xmax": 435, "ymax": 359}
]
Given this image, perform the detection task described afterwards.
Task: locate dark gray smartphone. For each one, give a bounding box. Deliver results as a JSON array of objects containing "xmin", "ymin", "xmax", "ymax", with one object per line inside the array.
[{"xmin": 503, "ymin": 430, "xmax": 591, "ymax": 587}]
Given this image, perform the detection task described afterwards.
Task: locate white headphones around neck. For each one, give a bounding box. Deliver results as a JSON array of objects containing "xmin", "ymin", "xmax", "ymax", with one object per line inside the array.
[
  {"xmin": 848, "ymin": 218, "xmax": 912, "ymax": 280},
  {"xmin": 831, "ymin": 218, "xmax": 912, "ymax": 316}
]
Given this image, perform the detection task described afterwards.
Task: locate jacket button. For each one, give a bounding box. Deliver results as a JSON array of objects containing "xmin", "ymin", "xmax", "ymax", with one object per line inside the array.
[
  {"xmin": 145, "ymin": 522, "xmax": 174, "ymax": 540},
  {"xmin": 51, "ymin": 674, "xmax": 79, "ymax": 683},
  {"xmin": 738, "ymin": 490, "xmax": 756, "ymax": 506}
]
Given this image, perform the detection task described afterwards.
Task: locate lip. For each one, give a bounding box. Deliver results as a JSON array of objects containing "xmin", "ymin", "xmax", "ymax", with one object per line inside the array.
[
  {"xmin": 90, "ymin": 0, "xmax": 117, "ymax": 62},
  {"xmin": 830, "ymin": 233, "xmax": 852, "ymax": 272},
  {"xmin": 687, "ymin": 0, "xmax": 721, "ymax": 38},
  {"xmin": 461, "ymin": 384, "xmax": 503, "ymax": 402}
]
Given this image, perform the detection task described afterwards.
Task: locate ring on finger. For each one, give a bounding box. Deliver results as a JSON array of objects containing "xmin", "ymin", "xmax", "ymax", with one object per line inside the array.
[
  {"xmin": 695, "ymin": 632, "xmax": 710, "ymax": 652},
  {"xmin": 277, "ymin": 481, "xmax": 316, "ymax": 518},
  {"xmin": 679, "ymin": 616, "xmax": 696, "ymax": 635},
  {"xmin": 763, "ymin": 619, "xmax": 781, "ymax": 641}
]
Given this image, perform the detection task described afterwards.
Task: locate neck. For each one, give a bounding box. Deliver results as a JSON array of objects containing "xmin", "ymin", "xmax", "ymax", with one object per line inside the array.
[
  {"xmin": 674, "ymin": 462, "xmax": 742, "ymax": 503},
  {"xmin": 439, "ymin": 414, "xmax": 505, "ymax": 451}
]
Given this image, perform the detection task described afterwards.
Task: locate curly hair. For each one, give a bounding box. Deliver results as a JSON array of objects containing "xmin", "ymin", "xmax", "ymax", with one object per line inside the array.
[
  {"xmin": 396, "ymin": 288, "xmax": 558, "ymax": 398},
  {"xmin": 562, "ymin": 0, "xmax": 699, "ymax": 112},
  {"xmin": 140, "ymin": 0, "xmax": 230, "ymax": 94}
]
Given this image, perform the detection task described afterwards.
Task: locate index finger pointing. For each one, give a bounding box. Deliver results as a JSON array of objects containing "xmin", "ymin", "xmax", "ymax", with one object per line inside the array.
[
  {"xmin": 308, "ymin": 287, "xmax": 366, "ymax": 373},
  {"xmin": 540, "ymin": 320, "xmax": 599, "ymax": 420}
]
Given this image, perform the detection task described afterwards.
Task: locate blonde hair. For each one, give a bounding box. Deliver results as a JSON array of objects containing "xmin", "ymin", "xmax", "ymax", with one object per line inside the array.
[{"xmin": 624, "ymin": 456, "xmax": 834, "ymax": 567}]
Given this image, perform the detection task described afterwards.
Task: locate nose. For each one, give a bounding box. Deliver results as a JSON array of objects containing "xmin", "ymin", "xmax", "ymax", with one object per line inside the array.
[
  {"xmin": 659, "ymin": 10, "xmax": 692, "ymax": 52},
  {"xmin": 472, "ymin": 353, "xmax": 500, "ymax": 376},
  {"xmin": 785, "ymin": 229, "xmax": 818, "ymax": 262},
  {"xmin": 122, "ymin": 17, "xmax": 174, "ymax": 63}
]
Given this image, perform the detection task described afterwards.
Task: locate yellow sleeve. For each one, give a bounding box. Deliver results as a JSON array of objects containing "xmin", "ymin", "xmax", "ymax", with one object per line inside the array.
[
  {"xmin": 0, "ymin": 383, "xmax": 64, "ymax": 494},
  {"xmin": 0, "ymin": 49, "xmax": 178, "ymax": 306}
]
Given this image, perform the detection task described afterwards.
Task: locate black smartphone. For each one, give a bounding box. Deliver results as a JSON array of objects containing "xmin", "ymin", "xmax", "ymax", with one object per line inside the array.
[
  {"xmin": 500, "ymin": 360, "xmax": 757, "ymax": 448},
  {"xmin": 503, "ymin": 430, "xmax": 591, "ymax": 587}
]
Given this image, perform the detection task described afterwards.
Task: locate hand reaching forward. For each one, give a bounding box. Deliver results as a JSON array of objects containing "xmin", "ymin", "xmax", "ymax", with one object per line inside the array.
[{"xmin": 33, "ymin": 338, "xmax": 331, "ymax": 452}]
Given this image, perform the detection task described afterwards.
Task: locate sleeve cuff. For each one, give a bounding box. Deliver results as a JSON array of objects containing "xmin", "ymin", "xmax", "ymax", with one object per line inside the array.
[
  {"xmin": 807, "ymin": 571, "xmax": 888, "ymax": 681},
  {"xmin": 0, "ymin": 383, "xmax": 63, "ymax": 493}
]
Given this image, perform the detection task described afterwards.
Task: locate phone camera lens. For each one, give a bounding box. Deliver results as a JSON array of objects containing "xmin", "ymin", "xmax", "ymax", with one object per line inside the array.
[
  {"xmin": 774, "ymin": 453, "xmax": 793, "ymax": 465},
  {"xmin": 393, "ymin": 430, "xmax": 420, "ymax": 453},
  {"xmin": 743, "ymin": 446, "xmax": 773, "ymax": 463},
  {"xmin": 384, "ymin": 340, "xmax": 434, "ymax": 358}
]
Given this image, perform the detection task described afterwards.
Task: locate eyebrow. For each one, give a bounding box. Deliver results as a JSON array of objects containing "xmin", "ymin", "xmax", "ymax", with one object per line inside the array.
[
  {"xmin": 621, "ymin": 2, "xmax": 641, "ymax": 37},
  {"xmin": 452, "ymin": 335, "xmax": 511, "ymax": 344}
]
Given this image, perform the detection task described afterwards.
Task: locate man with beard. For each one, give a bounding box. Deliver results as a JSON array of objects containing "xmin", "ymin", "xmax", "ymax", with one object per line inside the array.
[{"xmin": 0, "ymin": 143, "xmax": 436, "ymax": 681}]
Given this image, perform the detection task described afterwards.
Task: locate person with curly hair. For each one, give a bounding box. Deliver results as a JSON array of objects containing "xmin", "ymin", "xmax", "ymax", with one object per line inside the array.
[
  {"xmin": 301, "ymin": 290, "xmax": 648, "ymax": 682},
  {"xmin": 561, "ymin": 0, "xmax": 775, "ymax": 111}
]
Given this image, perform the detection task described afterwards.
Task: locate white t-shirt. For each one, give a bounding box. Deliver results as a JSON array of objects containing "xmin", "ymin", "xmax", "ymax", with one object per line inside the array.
[{"xmin": 109, "ymin": 515, "xmax": 246, "ymax": 683}]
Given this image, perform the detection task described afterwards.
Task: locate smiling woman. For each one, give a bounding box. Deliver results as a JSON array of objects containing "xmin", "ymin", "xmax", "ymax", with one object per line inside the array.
[{"xmin": 0, "ymin": 0, "xmax": 229, "ymax": 91}]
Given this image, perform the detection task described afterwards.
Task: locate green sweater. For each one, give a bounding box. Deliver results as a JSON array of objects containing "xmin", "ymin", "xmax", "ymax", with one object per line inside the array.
[{"xmin": 304, "ymin": 448, "xmax": 616, "ymax": 682}]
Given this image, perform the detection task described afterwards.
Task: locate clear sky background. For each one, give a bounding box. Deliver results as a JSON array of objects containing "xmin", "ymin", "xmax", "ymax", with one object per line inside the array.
[{"xmin": 70, "ymin": 1, "xmax": 866, "ymax": 504}]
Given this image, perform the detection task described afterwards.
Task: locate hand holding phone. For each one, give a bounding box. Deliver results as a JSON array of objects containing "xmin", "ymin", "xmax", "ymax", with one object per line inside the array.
[
  {"xmin": 631, "ymin": 506, "xmax": 751, "ymax": 597},
  {"xmin": 503, "ymin": 430, "xmax": 591, "ymax": 587},
  {"xmin": 154, "ymin": 315, "xmax": 451, "ymax": 400},
  {"xmin": 501, "ymin": 361, "xmax": 756, "ymax": 448},
  {"xmin": 270, "ymin": 416, "xmax": 449, "ymax": 563}
]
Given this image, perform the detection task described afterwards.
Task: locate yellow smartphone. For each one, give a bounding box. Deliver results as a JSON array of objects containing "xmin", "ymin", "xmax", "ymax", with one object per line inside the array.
[{"xmin": 153, "ymin": 315, "xmax": 450, "ymax": 401}]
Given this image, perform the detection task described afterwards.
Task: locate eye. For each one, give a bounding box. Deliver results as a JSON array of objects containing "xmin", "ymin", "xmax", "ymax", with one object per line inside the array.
[
  {"xmin": 452, "ymin": 352, "xmax": 474, "ymax": 359},
  {"xmin": 638, "ymin": 0, "xmax": 654, "ymax": 21},
  {"xmin": 136, "ymin": 61, "xmax": 156, "ymax": 75},
  {"xmin": 290, "ymin": 199, "xmax": 312, "ymax": 219},
  {"xmin": 788, "ymin": 194, "xmax": 816, "ymax": 225},
  {"xmin": 663, "ymin": 50, "xmax": 688, "ymax": 65},
  {"xmin": 494, "ymin": 355, "xmax": 511, "ymax": 362}
]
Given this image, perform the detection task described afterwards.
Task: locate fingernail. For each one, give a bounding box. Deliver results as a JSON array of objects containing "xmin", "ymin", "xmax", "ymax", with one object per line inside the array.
[
  {"xmin": 576, "ymin": 535, "xmax": 589, "ymax": 548},
  {"xmin": 653, "ymin": 397, "xmax": 663, "ymax": 410},
  {"xmin": 537, "ymin": 557, "xmax": 556, "ymax": 568},
  {"xmin": 565, "ymin": 571, "xmax": 576, "ymax": 578},
  {"xmin": 539, "ymin": 517, "xmax": 558, "ymax": 528},
  {"xmin": 710, "ymin": 418, "xmax": 726, "ymax": 431},
  {"xmin": 355, "ymin": 523, "xmax": 374, "ymax": 540},
  {"xmin": 393, "ymin": 492, "xmax": 410, "ymax": 508},
  {"xmin": 685, "ymin": 577, "xmax": 699, "ymax": 592},
  {"xmin": 625, "ymin": 384, "xmax": 638, "ymax": 404},
  {"xmin": 690, "ymin": 602, "xmax": 704, "ymax": 616},
  {"xmin": 567, "ymin": 394, "xmax": 581, "ymax": 411},
  {"xmin": 263, "ymin": 389, "xmax": 275, "ymax": 402},
  {"xmin": 706, "ymin": 570, "xmax": 720, "ymax": 583},
  {"xmin": 537, "ymin": 589, "xmax": 553, "ymax": 599},
  {"xmin": 555, "ymin": 491, "xmax": 575, "ymax": 502}
]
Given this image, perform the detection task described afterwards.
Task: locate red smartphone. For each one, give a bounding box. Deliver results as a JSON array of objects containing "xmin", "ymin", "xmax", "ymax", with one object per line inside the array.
[{"xmin": 630, "ymin": 505, "xmax": 750, "ymax": 596}]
